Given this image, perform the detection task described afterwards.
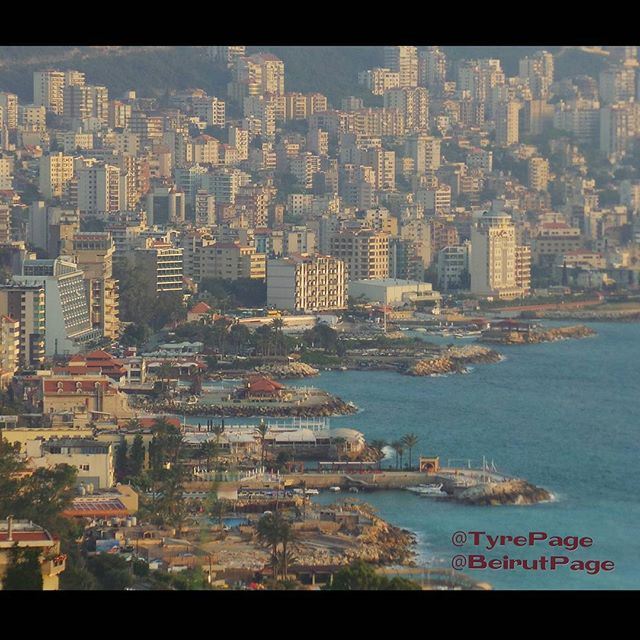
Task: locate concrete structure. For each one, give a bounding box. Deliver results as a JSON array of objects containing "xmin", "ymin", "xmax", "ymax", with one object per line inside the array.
[
  {"xmin": 437, "ymin": 243, "xmax": 471, "ymax": 291},
  {"xmin": 146, "ymin": 185, "xmax": 185, "ymax": 226},
  {"xmin": 33, "ymin": 437, "xmax": 114, "ymax": 489},
  {"xmin": 39, "ymin": 152, "xmax": 74, "ymax": 200},
  {"xmin": 0, "ymin": 314, "xmax": 19, "ymax": 386},
  {"xmin": 134, "ymin": 243, "xmax": 183, "ymax": 292},
  {"xmin": 348, "ymin": 278, "xmax": 441, "ymax": 308},
  {"xmin": 470, "ymin": 211, "xmax": 526, "ymax": 299},
  {"xmin": 77, "ymin": 163, "xmax": 122, "ymax": 216},
  {"xmin": 197, "ymin": 242, "xmax": 266, "ymax": 281},
  {"xmin": 329, "ymin": 229, "xmax": 389, "ymax": 281},
  {"xmin": 267, "ymin": 254, "xmax": 347, "ymax": 312},
  {"xmin": 0, "ymin": 284, "xmax": 46, "ymax": 368},
  {"xmin": 0, "ymin": 518, "xmax": 66, "ymax": 590},
  {"xmin": 15, "ymin": 258, "xmax": 97, "ymax": 356},
  {"xmin": 528, "ymin": 156, "xmax": 549, "ymax": 191},
  {"xmin": 72, "ymin": 232, "xmax": 119, "ymax": 339},
  {"xmin": 40, "ymin": 375, "xmax": 132, "ymax": 420}
]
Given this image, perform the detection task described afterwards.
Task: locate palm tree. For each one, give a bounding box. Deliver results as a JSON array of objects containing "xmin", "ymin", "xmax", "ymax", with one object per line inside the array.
[
  {"xmin": 391, "ymin": 441, "xmax": 404, "ymax": 470},
  {"xmin": 401, "ymin": 434, "xmax": 419, "ymax": 471},
  {"xmin": 256, "ymin": 512, "xmax": 288, "ymax": 580},
  {"xmin": 255, "ymin": 419, "xmax": 269, "ymax": 468},
  {"xmin": 212, "ymin": 422, "xmax": 225, "ymax": 456},
  {"xmin": 271, "ymin": 317, "xmax": 284, "ymax": 355},
  {"xmin": 370, "ymin": 439, "xmax": 388, "ymax": 470},
  {"xmin": 199, "ymin": 440, "xmax": 218, "ymax": 472}
]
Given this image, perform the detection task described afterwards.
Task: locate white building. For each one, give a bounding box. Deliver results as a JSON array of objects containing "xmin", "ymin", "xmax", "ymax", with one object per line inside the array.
[
  {"xmin": 267, "ymin": 254, "xmax": 347, "ymax": 312},
  {"xmin": 348, "ymin": 278, "xmax": 441, "ymax": 308}
]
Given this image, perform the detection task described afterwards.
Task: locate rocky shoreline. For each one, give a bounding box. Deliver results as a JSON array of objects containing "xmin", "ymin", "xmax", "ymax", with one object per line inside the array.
[
  {"xmin": 253, "ymin": 362, "xmax": 320, "ymax": 379},
  {"xmin": 524, "ymin": 310, "xmax": 640, "ymax": 323},
  {"xmin": 456, "ymin": 479, "xmax": 552, "ymax": 506},
  {"xmin": 480, "ymin": 324, "xmax": 596, "ymax": 345},
  {"xmin": 133, "ymin": 396, "xmax": 358, "ymax": 418},
  {"xmin": 408, "ymin": 345, "xmax": 503, "ymax": 376}
]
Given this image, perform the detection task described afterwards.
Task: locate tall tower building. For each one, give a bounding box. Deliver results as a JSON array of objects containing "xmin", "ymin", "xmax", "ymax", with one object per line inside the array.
[
  {"xmin": 495, "ymin": 100, "xmax": 521, "ymax": 147},
  {"xmin": 384, "ymin": 46, "xmax": 419, "ymax": 88},
  {"xmin": 72, "ymin": 232, "xmax": 120, "ymax": 340},
  {"xmin": 470, "ymin": 211, "xmax": 525, "ymax": 299}
]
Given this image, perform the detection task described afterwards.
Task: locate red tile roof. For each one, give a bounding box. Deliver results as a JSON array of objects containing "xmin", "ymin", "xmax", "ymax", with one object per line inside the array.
[{"xmin": 189, "ymin": 302, "xmax": 212, "ymax": 314}]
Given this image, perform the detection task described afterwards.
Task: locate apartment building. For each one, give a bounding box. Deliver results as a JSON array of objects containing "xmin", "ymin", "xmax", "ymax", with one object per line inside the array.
[
  {"xmin": 267, "ymin": 254, "xmax": 347, "ymax": 312},
  {"xmin": 329, "ymin": 229, "xmax": 389, "ymax": 281}
]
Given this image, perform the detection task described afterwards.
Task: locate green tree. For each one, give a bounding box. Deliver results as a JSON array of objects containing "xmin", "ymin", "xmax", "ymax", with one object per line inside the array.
[
  {"xmin": 401, "ymin": 434, "xmax": 419, "ymax": 471},
  {"xmin": 326, "ymin": 560, "xmax": 420, "ymax": 590},
  {"xmin": 256, "ymin": 512, "xmax": 295, "ymax": 581},
  {"xmin": 2, "ymin": 547, "xmax": 44, "ymax": 590},
  {"xmin": 86, "ymin": 554, "xmax": 133, "ymax": 591},
  {"xmin": 129, "ymin": 434, "xmax": 145, "ymax": 478},
  {"xmin": 391, "ymin": 441, "xmax": 404, "ymax": 471},
  {"xmin": 114, "ymin": 437, "xmax": 128, "ymax": 482}
]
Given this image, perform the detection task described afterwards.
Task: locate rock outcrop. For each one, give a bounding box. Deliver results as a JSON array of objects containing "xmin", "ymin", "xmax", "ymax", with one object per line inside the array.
[
  {"xmin": 408, "ymin": 345, "xmax": 502, "ymax": 376},
  {"xmin": 480, "ymin": 324, "xmax": 595, "ymax": 345},
  {"xmin": 456, "ymin": 479, "xmax": 551, "ymax": 506},
  {"xmin": 254, "ymin": 362, "xmax": 320, "ymax": 379}
]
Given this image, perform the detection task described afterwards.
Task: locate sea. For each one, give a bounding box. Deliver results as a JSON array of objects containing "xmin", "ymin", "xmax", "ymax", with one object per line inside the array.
[
  {"xmin": 189, "ymin": 322, "xmax": 640, "ymax": 590},
  {"xmin": 298, "ymin": 321, "xmax": 640, "ymax": 590}
]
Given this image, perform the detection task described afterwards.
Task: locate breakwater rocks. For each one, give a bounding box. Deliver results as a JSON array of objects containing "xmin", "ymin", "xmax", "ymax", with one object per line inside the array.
[
  {"xmin": 457, "ymin": 479, "xmax": 552, "ymax": 506},
  {"xmin": 408, "ymin": 345, "xmax": 502, "ymax": 376},
  {"xmin": 529, "ymin": 309, "xmax": 640, "ymax": 323},
  {"xmin": 481, "ymin": 324, "xmax": 596, "ymax": 345},
  {"xmin": 253, "ymin": 362, "xmax": 319, "ymax": 379},
  {"xmin": 137, "ymin": 397, "xmax": 358, "ymax": 418}
]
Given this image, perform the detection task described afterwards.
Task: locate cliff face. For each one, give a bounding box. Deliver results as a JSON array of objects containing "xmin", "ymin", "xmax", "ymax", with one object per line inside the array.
[
  {"xmin": 457, "ymin": 479, "xmax": 552, "ymax": 506},
  {"xmin": 254, "ymin": 362, "xmax": 320, "ymax": 379}
]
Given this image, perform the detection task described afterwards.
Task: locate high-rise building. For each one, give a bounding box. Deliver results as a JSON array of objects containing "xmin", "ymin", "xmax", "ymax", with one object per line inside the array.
[
  {"xmin": 77, "ymin": 163, "xmax": 122, "ymax": 216},
  {"xmin": 384, "ymin": 46, "xmax": 419, "ymax": 87},
  {"xmin": 329, "ymin": 229, "xmax": 389, "ymax": 281},
  {"xmin": 437, "ymin": 243, "xmax": 471, "ymax": 291},
  {"xmin": 383, "ymin": 86, "xmax": 429, "ymax": 132},
  {"xmin": 0, "ymin": 93, "xmax": 18, "ymax": 130},
  {"xmin": 470, "ymin": 211, "xmax": 526, "ymax": 299},
  {"xmin": 600, "ymin": 101, "xmax": 639, "ymax": 158},
  {"xmin": 405, "ymin": 134, "xmax": 440, "ymax": 173},
  {"xmin": 33, "ymin": 70, "xmax": 66, "ymax": 115},
  {"xmin": 419, "ymin": 47, "xmax": 447, "ymax": 92},
  {"xmin": 71, "ymin": 232, "xmax": 119, "ymax": 340},
  {"xmin": 495, "ymin": 100, "xmax": 521, "ymax": 147},
  {"xmin": 528, "ymin": 156, "xmax": 550, "ymax": 192},
  {"xmin": 15, "ymin": 257, "xmax": 97, "ymax": 356},
  {"xmin": 134, "ymin": 243, "xmax": 183, "ymax": 292},
  {"xmin": 358, "ymin": 68, "xmax": 401, "ymax": 96},
  {"xmin": 39, "ymin": 153, "xmax": 75, "ymax": 200},
  {"xmin": 267, "ymin": 254, "xmax": 347, "ymax": 312},
  {"xmin": 146, "ymin": 186, "xmax": 186, "ymax": 226},
  {"xmin": 0, "ymin": 284, "xmax": 46, "ymax": 368},
  {"xmin": 197, "ymin": 242, "xmax": 266, "ymax": 281}
]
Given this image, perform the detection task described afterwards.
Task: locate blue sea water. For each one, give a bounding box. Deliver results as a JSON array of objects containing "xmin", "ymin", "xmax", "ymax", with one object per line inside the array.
[{"xmin": 296, "ymin": 322, "xmax": 640, "ymax": 590}]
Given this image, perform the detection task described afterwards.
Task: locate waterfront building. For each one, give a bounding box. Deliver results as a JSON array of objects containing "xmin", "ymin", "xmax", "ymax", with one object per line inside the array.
[
  {"xmin": 348, "ymin": 278, "xmax": 441, "ymax": 308},
  {"xmin": 470, "ymin": 211, "xmax": 527, "ymax": 299},
  {"xmin": 267, "ymin": 254, "xmax": 347, "ymax": 312},
  {"xmin": 437, "ymin": 243, "xmax": 471, "ymax": 291}
]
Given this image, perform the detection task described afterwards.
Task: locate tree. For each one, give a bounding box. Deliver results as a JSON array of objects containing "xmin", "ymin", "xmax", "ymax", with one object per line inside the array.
[
  {"xmin": 333, "ymin": 437, "xmax": 347, "ymax": 462},
  {"xmin": 255, "ymin": 419, "xmax": 269, "ymax": 468},
  {"xmin": 114, "ymin": 437, "xmax": 128, "ymax": 483},
  {"xmin": 208, "ymin": 497, "xmax": 231, "ymax": 528},
  {"xmin": 401, "ymin": 434, "xmax": 419, "ymax": 471},
  {"xmin": 256, "ymin": 512, "xmax": 295, "ymax": 581},
  {"xmin": 391, "ymin": 441, "xmax": 404, "ymax": 471},
  {"xmin": 129, "ymin": 434, "xmax": 145, "ymax": 478},
  {"xmin": 86, "ymin": 554, "xmax": 133, "ymax": 591},
  {"xmin": 199, "ymin": 440, "xmax": 218, "ymax": 472},
  {"xmin": 326, "ymin": 560, "xmax": 420, "ymax": 590},
  {"xmin": 2, "ymin": 547, "xmax": 43, "ymax": 591}
]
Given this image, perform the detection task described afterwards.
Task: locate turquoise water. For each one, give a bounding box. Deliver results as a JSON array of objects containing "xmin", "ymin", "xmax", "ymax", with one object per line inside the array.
[{"xmin": 299, "ymin": 323, "xmax": 640, "ymax": 590}]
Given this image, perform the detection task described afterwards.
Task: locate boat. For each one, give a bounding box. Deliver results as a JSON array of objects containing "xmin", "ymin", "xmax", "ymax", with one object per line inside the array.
[
  {"xmin": 304, "ymin": 488, "xmax": 319, "ymax": 495},
  {"xmin": 348, "ymin": 487, "xmax": 359, "ymax": 493},
  {"xmin": 405, "ymin": 483, "xmax": 447, "ymax": 497},
  {"xmin": 329, "ymin": 486, "xmax": 341, "ymax": 492}
]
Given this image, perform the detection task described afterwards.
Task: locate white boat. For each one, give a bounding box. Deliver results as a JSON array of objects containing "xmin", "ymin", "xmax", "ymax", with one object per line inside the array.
[
  {"xmin": 348, "ymin": 487, "xmax": 359, "ymax": 493},
  {"xmin": 329, "ymin": 486, "xmax": 341, "ymax": 492},
  {"xmin": 304, "ymin": 488, "xmax": 319, "ymax": 495},
  {"xmin": 405, "ymin": 483, "xmax": 447, "ymax": 497}
]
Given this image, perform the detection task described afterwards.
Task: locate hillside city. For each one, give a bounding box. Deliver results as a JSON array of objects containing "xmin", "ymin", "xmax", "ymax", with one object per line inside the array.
[{"xmin": 1, "ymin": 45, "xmax": 639, "ymax": 591}]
